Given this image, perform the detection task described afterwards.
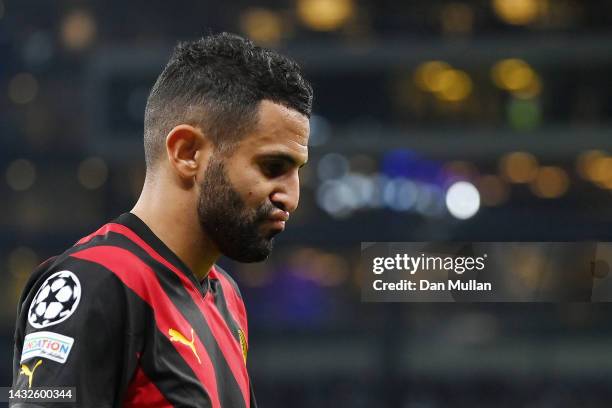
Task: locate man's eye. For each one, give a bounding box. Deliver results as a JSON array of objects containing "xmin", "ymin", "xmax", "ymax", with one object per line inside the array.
[{"xmin": 262, "ymin": 162, "xmax": 286, "ymax": 177}]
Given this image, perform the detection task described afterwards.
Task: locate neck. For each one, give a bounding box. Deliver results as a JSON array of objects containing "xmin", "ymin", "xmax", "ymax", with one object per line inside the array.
[{"xmin": 131, "ymin": 175, "xmax": 220, "ymax": 281}]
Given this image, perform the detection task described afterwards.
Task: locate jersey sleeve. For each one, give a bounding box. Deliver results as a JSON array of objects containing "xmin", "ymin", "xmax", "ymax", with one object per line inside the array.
[{"xmin": 11, "ymin": 255, "xmax": 142, "ymax": 407}]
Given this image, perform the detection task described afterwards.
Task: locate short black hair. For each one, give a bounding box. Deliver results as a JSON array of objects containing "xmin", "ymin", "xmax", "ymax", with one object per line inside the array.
[{"xmin": 143, "ymin": 32, "xmax": 313, "ymax": 169}]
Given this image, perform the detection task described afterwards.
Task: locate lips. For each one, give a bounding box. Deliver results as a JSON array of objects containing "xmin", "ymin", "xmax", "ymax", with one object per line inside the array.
[
  {"xmin": 269, "ymin": 210, "xmax": 289, "ymax": 222},
  {"xmin": 266, "ymin": 211, "xmax": 289, "ymax": 231}
]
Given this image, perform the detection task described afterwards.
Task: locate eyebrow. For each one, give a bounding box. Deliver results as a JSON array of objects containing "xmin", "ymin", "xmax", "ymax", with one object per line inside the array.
[{"xmin": 261, "ymin": 153, "xmax": 308, "ymax": 168}]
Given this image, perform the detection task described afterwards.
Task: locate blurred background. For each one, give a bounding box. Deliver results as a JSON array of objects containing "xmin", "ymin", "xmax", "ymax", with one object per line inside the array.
[{"xmin": 3, "ymin": 0, "xmax": 612, "ymax": 406}]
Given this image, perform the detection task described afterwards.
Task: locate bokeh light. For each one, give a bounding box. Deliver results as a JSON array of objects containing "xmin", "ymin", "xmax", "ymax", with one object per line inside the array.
[
  {"xmin": 586, "ymin": 156, "xmax": 612, "ymax": 189},
  {"xmin": 61, "ymin": 10, "xmax": 97, "ymax": 50},
  {"xmin": 297, "ymin": 0, "xmax": 354, "ymax": 31},
  {"xmin": 414, "ymin": 61, "xmax": 452, "ymax": 92},
  {"xmin": 499, "ymin": 151, "xmax": 539, "ymax": 183},
  {"xmin": 6, "ymin": 159, "xmax": 37, "ymax": 191},
  {"xmin": 492, "ymin": 59, "xmax": 534, "ymax": 91},
  {"xmin": 477, "ymin": 175, "xmax": 510, "ymax": 206},
  {"xmin": 343, "ymin": 174, "xmax": 375, "ymax": 208},
  {"xmin": 492, "ymin": 0, "xmax": 546, "ymax": 25},
  {"xmin": 8, "ymin": 247, "xmax": 38, "ymax": 278},
  {"xmin": 317, "ymin": 153, "xmax": 349, "ymax": 181},
  {"xmin": 416, "ymin": 185, "xmax": 445, "ymax": 217},
  {"xmin": 368, "ymin": 173, "xmax": 390, "ymax": 209},
  {"xmin": 317, "ymin": 179, "xmax": 358, "ymax": 218},
  {"xmin": 507, "ymin": 98, "xmax": 541, "ymax": 131},
  {"xmin": 435, "ymin": 69, "xmax": 473, "ymax": 102},
  {"xmin": 445, "ymin": 181, "xmax": 480, "ymax": 220},
  {"xmin": 240, "ymin": 8, "xmax": 284, "ymax": 46},
  {"xmin": 383, "ymin": 177, "xmax": 418, "ymax": 211},
  {"xmin": 530, "ymin": 166, "xmax": 569, "ymax": 198},
  {"xmin": 491, "ymin": 58, "xmax": 542, "ymax": 99},
  {"xmin": 78, "ymin": 157, "xmax": 109, "ymax": 190},
  {"xmin": 414, "ymin": 62, "xmax": 472, "ymax": 102},
  {"xmin": 576, "ymin": 150, "xmax": 606, "ymax": 181},
  {"xmin": 8, "ymin": 73, "xmax": 38, "ymax": 105},
  {"xmin": 513, "ymin": 74, "xmax": 542, "ymax": 99}
]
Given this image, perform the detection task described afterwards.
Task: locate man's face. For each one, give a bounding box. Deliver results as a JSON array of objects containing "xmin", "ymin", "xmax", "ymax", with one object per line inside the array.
[{"xmin": 197, "ymin": 100, "xmax": 310, "ymax": 262}]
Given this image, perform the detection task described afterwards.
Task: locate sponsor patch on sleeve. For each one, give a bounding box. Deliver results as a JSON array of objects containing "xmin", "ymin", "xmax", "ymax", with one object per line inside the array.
[{"xmin": 20, "ymin": 331, "xmax": 74, "ymax": 364}]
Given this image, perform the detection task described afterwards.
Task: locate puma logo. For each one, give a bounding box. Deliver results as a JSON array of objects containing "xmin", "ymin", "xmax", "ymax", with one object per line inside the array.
[
  {"xmin": 169, "ymin": 327, "xmax": 201, "ymax": 364},
  {"xmin": 20, "ymin": 359, "xmax": 42, "ymax": 388}
]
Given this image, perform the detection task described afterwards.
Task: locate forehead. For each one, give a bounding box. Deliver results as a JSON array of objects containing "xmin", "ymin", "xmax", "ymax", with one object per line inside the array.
[{"xmin": 237, "ymin": 100, "xmax": 310, "ymax": 160}]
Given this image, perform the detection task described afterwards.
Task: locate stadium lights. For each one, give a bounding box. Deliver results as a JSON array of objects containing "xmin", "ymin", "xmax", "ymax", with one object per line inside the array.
[
  {"xmin": 589, "ymin": 156, "xmax": 612, "ymax": 189},
  {"xmin": 414, "ymin": 61, "xmax": 473, "ymax": 102},
  {"xmin": 576, "ymin": 150, "xmax": 606, "ymax": 181},
  {"xmin": 499, "ymin": 151, "xmax": 539, "ymax": 183},
  {"xmin": 60, "ymin": 10, "xmax": 96, "ymax": 51},
  {"xmin": 575, "ymin": 150, "xmax": 612, "ymax": 189},
  {"xmin": 414, "ymin": 61, "xmax": 452, "ymax": 92},
  {"xmin": 240, "ymin": 8, "xmax": 284, "ymax": 46},
  {"xmin": 445, "ymin": 181, "xmax": 481, "ymax": 220},
  {"xmin": 492, "ymin": 0, "xmax": 546, "ymax": 26},
  {"xmin": 436, "ymin": 69, "xmax": 473, "ymax": 102},
  {"xmin": 529, "ymin": 166, "xmax": 569, "ymax": 198},
  {"xmin": 491, "ymin": 58, "xmax": 542, "ymax": 99},
  {"xmin": 296, "ymin": 0, "xmax": 354, "ymax": 31}
]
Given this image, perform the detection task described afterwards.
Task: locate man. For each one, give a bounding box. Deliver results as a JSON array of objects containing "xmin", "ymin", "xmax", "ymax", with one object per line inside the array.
[{"xmin": 11, "ymin": 32, "xmax": 312, "ymax": 407}]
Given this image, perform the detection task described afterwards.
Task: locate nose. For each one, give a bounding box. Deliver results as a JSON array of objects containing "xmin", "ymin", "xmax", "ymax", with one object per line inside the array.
[{"xmin": 269, "ymin": 172, "xmax": 300, "ymax": 213}]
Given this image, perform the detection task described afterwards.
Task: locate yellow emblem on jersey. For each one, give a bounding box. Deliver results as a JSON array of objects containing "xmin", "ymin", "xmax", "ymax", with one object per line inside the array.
[
  {"xmin": 20, "ymin": 359, "xmax": 43, "ymax": 388},
  {"xmin": 169, "ymin": 327, "xmax": 201, "ymax": 364},
  {"xmin": 238, "ymin": 328, "xmax": 248, "ymax": 364}
]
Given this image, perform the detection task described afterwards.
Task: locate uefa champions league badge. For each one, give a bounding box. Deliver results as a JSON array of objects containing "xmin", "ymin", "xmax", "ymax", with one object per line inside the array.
[{"xmin": 27, "ymin": 270, "xmax": 82, "ymax": 329}]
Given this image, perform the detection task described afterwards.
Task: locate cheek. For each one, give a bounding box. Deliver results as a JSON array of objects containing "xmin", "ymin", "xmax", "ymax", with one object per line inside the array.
[
  {"xmin": 243, "ymin": 186, "xmax": 267, "ymax": 207},
  {"xmin": 231, "ymin": 171, "xmax": 267, "ymax": 205},
  {"xmin": 224, "ymin": 156, "xmax": 271, "ymax": 205}
]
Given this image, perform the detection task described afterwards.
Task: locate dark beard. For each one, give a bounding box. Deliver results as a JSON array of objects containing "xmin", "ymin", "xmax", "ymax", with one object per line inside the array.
[{"xmin": 197, "ymin": 157, "xmax": 278, "ymax": 262}]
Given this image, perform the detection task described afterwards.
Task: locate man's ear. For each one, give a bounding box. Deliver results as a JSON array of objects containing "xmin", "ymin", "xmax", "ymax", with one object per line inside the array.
[{"xmin": 165, "ymin": 124, "xmax": 212, "ymax": 180}]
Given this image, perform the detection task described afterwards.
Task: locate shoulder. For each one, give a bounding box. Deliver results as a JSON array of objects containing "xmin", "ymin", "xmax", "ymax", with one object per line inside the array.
[
  {"xmin": 59, "ymin": 222, "xmax": 163, "ymax": 299},
  {"xmin": 20, "ymin": 249, "xmax": 121, "ymax": 303},
  {"xmin": 18, "ymin": 252, "xmax": 129, "ymax": 330},
  {"xmin": 17, "ymin": 220, "xmax": 156, "ymax": 329}
]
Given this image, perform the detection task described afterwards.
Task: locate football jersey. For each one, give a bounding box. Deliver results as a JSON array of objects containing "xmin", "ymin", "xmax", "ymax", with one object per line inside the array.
[{"xmin": 12, "ymin": 212, "xmax": 257, "ymax": 408}]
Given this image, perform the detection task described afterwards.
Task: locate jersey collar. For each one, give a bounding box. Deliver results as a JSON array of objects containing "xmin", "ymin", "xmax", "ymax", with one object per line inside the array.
[{"xmin": 114, "ymin": 212, "xmax": 210, "ymax": 297}]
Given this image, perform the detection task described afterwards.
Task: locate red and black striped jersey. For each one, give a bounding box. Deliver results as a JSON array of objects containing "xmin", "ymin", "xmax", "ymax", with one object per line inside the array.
[{"xmin": 12, "ymin": 212, "xmax": 257, "ymax": 408}]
